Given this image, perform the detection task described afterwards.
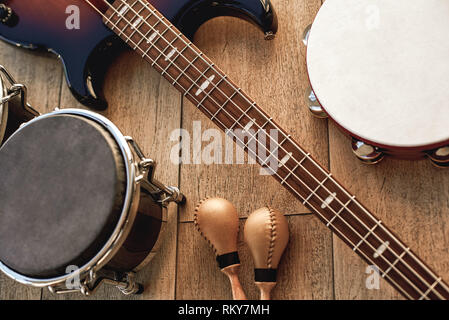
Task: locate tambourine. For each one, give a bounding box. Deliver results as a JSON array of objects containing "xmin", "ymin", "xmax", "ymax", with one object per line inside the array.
[
  {"xmin": 0, "ymin": 65, "xmax": 39, "ymax": 145},
  {"xmin": 0, "ymin": 106, "xmax": 185, "ymax": 296},
  {"xmin": 303, "ymin": 0, "xmax": 449, "ymax": 167}
]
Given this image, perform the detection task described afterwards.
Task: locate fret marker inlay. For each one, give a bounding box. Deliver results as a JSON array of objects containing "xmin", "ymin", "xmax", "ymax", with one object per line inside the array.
[
  {"xmin": 195, "ymin": 75, "xmax": 215, "ymax": 96},
  {"xmin": 374, "ymin": 241, "xmax": 390, "ymax": 258},
  {"xmin": 321, "ymin": 192, "xmax": 337, "ymax": 209},
  {"xmin": 119, "ymin": 5, "xmax": 128, "ymax": 16},
  {"xmin": 147, "ymin": 31, "xmax": 158, "ymax": 43},
  {"xmin": 132, "ymin": 17, "xmax": 142, "ymax": 29},
  {"xmin": 244, "ymin": 119, "xmax": 256, "ymax": 132},
  {"xmin": 279, "ymin": 152, "xmax": 293, "ymax": 167},
  {"xmin": 165, "ymin": 48, "xmax": 177, "ymax": 61}
]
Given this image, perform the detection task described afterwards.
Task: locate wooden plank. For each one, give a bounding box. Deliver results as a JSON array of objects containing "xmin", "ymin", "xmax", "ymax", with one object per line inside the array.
[
  {"xmin": 329, "ymin": 123, "xmax": 449, "ymax": 299},
  {"xmin": 41, "ymin": 50, "xmax": 182, "ymax": 300},
  {"xmin": 178, "ymin": 0, "xmax": 327, "ymax": 222},
  {"xmin": 0, "ymin": 41, "xmax": 63, "ymax": 300},
  {"xmin": 176, "ymin": 214, "xmax": 333, "ymax": 300}
]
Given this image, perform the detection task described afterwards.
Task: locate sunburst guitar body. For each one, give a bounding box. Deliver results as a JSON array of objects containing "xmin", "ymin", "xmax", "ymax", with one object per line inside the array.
[{"xmin": 0, "ymin": 0, "xmax": 277, "ymax": 109}]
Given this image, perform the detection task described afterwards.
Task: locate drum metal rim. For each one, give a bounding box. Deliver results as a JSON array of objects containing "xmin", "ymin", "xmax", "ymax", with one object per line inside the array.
[
  {"xmin": 0, "ymin": 72, "xmax": 8, "ymax": 143},
  {"xmin": 0, "ymin": 109, "xmax": 141, "ymax": 288}
]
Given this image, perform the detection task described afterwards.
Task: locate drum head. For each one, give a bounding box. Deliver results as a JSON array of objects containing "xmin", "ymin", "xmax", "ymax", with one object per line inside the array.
[
  {"xmin": 0, "ymin": 114, "xmax": 127, "ymax": 278},
  {"xmin": 307, "ymin": 0, "xmax": 449, "ymax": 148}
]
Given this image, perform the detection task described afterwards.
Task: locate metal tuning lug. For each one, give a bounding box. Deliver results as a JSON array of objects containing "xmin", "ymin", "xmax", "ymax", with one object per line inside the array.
[
  {"xmin": 351, "ymin": 139, "xmax": 385, "ymax": 164},
  {"xmin": 125, "ymin": 136, "xmax": 186, "ymax": 206},
  {"xmin": 428, "ymin": 146, "xmax": 449, "ymax": 168},
  {"xmin": 115, "ymin": 272, "xmax": 144, "ymax": 295},
  {"xmin": 0, "ymin": 65, "xmax": 39, "ymax": 117},
  {"xmin": 302, "ymin": 24, "xmax": 312, "ymax": 46},
  {"xmin": 306, "ymin": 87, "xmax": 327, "ymax": 119}
]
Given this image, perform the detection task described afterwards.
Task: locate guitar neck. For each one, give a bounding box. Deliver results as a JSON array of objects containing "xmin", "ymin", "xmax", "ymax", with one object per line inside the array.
[{"xmin": 102, "ymin": 0, "xmax": 449, "ymax": 300}]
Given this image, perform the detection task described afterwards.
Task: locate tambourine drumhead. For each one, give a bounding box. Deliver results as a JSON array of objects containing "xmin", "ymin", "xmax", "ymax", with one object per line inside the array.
[
  {"xmin": 0, "ymin": 114, "xmax": 127, "ymax": 278},
  {"xmin": 307, "ymin": 0, "xmax": 449, "ymax": 148}
]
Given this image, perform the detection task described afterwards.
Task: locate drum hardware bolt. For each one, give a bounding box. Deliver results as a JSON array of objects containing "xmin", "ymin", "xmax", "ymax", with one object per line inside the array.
[
  {"xmin": 264, "ymin": 31, "xmax": 275, "ymax": 41},
  {"xmin": 88, "ymin": 268, "xmax": 97, "ymax": 283},
  {"xmin": 161, "ymin": 186, "xmax": 186, "ymax": 205},
  {"xmin": 351, "ymin": 139, "xmax": 385, "ymax": 164},
  {"xmin": 139, "ymin": 158, "xmax": 155, "ymax": 170},
  {"xmin": 124, "ymin": 136, "xmax": 186, "ymax": 204},
  {"xmin": 302, "ymin": 24, "xmax": 312, "ymax": 46},
  {"xmin": 0, "ymin": 66, "xmax": 39, "ymax": 117},
  {"xmin": 306, "ymin": 87, "xmax": 327, "ymax": 119},
  {"xmin": 80, "ymin": 284, "xmax": 92, "ymax": 296},
  {"xmin": 48, "ymin": 285, "xmax": 83, "ymax": 295},
  {"xmin": 116, "ymin": 272, "xmax": 144, "ymax": 295}
]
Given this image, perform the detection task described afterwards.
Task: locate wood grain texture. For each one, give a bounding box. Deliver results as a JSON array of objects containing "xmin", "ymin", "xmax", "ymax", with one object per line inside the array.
[
  {"xmin": 178, "ymin": 0, "xmax": 327, "ymax": 222},
  {"xmin": 176, "ymin": 215, "xmax": 333, "ymax": 300},
  {"xmin": 329, "ymin": 123, "xmax": 449, "ymax": 300},
  {"xmin": 1, "ymin": 0, "xmax": 448, "ymax": 300}
]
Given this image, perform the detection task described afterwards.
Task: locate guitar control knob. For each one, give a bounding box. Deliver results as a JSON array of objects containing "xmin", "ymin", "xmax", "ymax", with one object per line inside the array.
[{"xmin": 0, "ymin": 4, "xmax": 13, "ymax": 25}]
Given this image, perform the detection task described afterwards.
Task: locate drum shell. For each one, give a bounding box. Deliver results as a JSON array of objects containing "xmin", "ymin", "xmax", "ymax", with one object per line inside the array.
[
  {"xmin": 106, "ymin": 185, "xmax": 167, "ymax": 273},
  {"xmin": 0, "ymin": 97, "xmax": 36, "ymax": 146}
]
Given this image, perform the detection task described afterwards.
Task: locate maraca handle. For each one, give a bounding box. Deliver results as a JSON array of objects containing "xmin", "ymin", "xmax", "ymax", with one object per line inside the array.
[
  {"xmin": 256, "ymin": 282, "xmax": 276, "ymax": 300},
  {"xmin": 222, "ymin": 265, "xmax": 247, "ymax": 300}
]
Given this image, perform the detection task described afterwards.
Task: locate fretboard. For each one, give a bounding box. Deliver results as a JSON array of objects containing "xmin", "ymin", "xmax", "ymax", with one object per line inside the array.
[{"xmin": 102, "ymin": 0, "xmax": 449, "ymax": 300}]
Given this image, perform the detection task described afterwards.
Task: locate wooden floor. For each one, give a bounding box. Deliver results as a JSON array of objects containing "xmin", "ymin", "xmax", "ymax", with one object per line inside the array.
[{"xmin": 1, "ymin": 0, "xmax": 449, "ymax": 300}]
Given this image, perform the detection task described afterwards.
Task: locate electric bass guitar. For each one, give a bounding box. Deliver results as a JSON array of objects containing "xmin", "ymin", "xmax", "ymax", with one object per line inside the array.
[
  {"xmin": 0, "ymin": 0, "xmax": 277, "ymax": 109},
  {"xmin": 1, "ymin": 0, "xmax": 448, "ymax": 300}
]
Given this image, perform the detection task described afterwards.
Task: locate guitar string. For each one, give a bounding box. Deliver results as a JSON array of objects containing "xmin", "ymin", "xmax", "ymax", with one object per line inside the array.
[
  {"xmin": 89, "ymin": 0, "xmax": 430, "ymax": 300},
  {"xmin": 110, "ymin": 0, "xmax": 449, "ymax": 299},
  {"xmin": 95, "ymin": 0, "xmax": 444, "ymax": 299},
  {"xmin": 115, "ymin": 0, "xmax": 449, "ymax": 299},
  {"xmin": 112, "ymin": 0, "xmax": 449, "ymax": 296},
  {"xmin": 85, "ymin": 0, "xmax": 445, "ymax": 299}
]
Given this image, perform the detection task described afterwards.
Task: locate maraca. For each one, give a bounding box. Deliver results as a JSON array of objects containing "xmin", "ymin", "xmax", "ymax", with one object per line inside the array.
[
  {"xmin": 244, "ymin": 207, "xmax": 289, "ymax": 300},
  {"xmin": 194, "ymin": 197, "xmax": 247, "ymax": 300}
]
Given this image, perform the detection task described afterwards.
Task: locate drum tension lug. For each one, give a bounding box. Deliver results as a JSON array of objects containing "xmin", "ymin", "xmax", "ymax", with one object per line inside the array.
[
  {"xmin": 75, "ymin": 271, "xmax": 144, "ymax": 296},
  {"xmin": 125, "ymin": 136, "xmax": 186, "ymax": 205},
  {"xmin": 352, "ymin": 139, "xmax": 385, "ymax": 164},
  {"xmin": 0, "ymin": 65, "xmax": 40, "ymax": 117}
]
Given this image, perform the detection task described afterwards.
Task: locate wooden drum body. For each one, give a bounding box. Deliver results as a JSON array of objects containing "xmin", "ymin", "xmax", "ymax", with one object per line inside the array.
[
  {"xmin": 303, "ymin": 0, "xmax": 449, "ymax": 167},
  {"xmin": 0, "ymin": 109, "xmax": 184, "ymax": 296}
]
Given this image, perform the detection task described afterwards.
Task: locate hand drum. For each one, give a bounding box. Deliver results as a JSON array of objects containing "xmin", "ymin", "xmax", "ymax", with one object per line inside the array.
[{"xmin": 244, "ymin": 207, "xmax": 289, "ymax": 300}]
